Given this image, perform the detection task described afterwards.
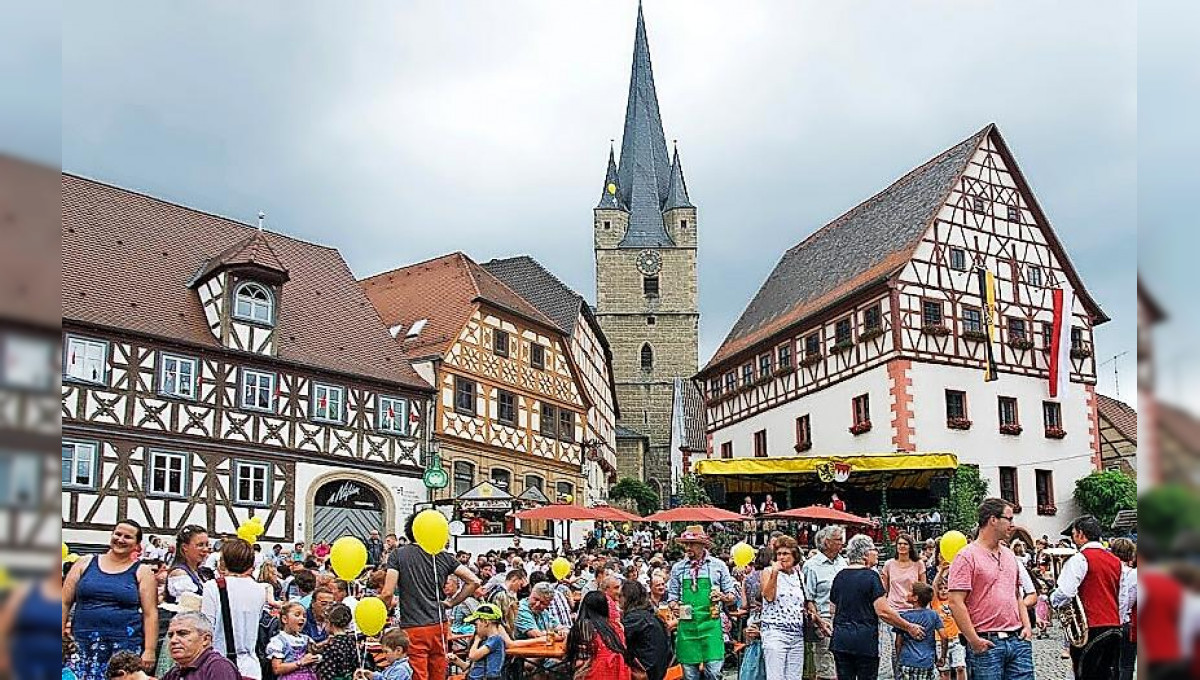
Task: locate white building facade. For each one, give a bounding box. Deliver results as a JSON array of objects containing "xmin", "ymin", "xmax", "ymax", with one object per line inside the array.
[{"xmin": 697, "ymin": 125, "xmax": 1106, "ymax": 538}]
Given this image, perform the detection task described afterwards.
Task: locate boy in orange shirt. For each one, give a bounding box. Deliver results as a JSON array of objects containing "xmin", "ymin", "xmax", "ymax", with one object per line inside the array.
[{"xmin": 932, "ymin": 573, "xmax": 966, "ymax": 680}]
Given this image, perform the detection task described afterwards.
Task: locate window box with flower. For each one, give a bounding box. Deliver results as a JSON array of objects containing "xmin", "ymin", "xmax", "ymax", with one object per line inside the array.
[
  {"xmin": 946, "ymin": 417, "xmax": 973, "ymax": 431},
  {"xmin": 774, "ymin": 364, "xmax": 796, "ymax": 376},
  {"xmin": 1044, "ymin": 426, "xmax": 1067, "ymax": 440},
  {"xmin": 859, "ymin": 327, "xmax": 886, "ymax": 343},
  {"xmin": 1070, "ymin": 346, "xmax": 1093, "ymax": 360},
  {"xmin": 999, "ymin": 423, "xmax": 1023, "ymax": 436},
  {"xmin": 800, "ymin": 353, "xmax": 824, "ymax": 368},
  {"xmin": 1037, "ymin": 504, "xmax": 1058, "ymax": 516},
  {"xmin": 961, "ymin": 329, "xmax": 989, "ymax": 343},
  {"xmin": 1008, "ymin": 338, "xmax": 1034, "ymax": 351},
  {"xmin": 830, "ymin": 339, "xmax": 855, "ymax": 355},
  {"xmin": 921, "ymin": 323, "xmax": 952, "ymax": 337},
  {"xmin": 849, "ymin": 421, "xmax": 872, "ymax": 435}
]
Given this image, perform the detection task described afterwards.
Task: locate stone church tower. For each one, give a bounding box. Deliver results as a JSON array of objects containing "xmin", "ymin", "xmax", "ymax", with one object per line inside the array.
[{"xmin": 594, "ymin": 4, "xmax": 699, "ymax": 498}]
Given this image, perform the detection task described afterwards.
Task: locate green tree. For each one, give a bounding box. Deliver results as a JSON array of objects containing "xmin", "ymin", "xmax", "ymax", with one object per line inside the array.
[
  {"xmin": 678, "ymin": 473, "xmax": 711, "ymax": 507},
  {"xmin": 940, "ymin": 465, "xmax": 989, "ymax": 535},
  {"xmin": 1073, "ymin": 470, "xmax": 1137, "ymax": 528},
  {"xmin": 1138, "ymin": 483, "xmax": 1200, "ymax": 546},
  {"xmin": 609, "ymin": 477, "xmax": 661, "ymax": 516}
]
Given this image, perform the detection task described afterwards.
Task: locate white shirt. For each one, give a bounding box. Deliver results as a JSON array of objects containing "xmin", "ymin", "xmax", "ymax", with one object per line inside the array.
[
  {"xmin": 1050, "ymin": 542, "xmax": 1102, "ymax": 608},
  {"xmin": 202, "ymin": 575, "xmax": 268, "ymax": 679},
  {"xmin": 1118, "ymin": 566, "xmax": 1136, "ymax": 624}
]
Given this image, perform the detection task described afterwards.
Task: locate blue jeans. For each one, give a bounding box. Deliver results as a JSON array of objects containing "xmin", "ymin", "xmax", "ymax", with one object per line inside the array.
[
  {"xmin": 682, "ymin": 659, "xmax": 725, "ymax": 680},
  {"xmin": 965, "ymin": 637, "xmax": 1034, "ymax": 680}
]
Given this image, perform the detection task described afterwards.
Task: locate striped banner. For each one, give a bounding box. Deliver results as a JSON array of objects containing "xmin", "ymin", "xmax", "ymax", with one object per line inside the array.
[
  {"xmin": 1048, "ymin": 287, "xmax": 1075, "ymax": 398},
  {"xmin": 976, "ymin": 267, "xmax": 999, "ymax": 382}
]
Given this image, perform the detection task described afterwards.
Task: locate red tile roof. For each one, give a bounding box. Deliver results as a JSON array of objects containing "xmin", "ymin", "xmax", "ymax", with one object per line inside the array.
[
  {"xmin": 0, "ymin": 156, "xmax": 61, "ymax": 328},
  {"xmin": 1096, "ymin": 394, "xmax": 1137, "ymax": 443},
  {"xmin": 62, "ymin": 173, "xmax": 431, "ymax": 390},
  {"xmin": 1158, "ymin": 402, "xmax": 1200, "ymax": 456},
  {"xmin": 360, "ymin": 252, "xmax": 559, "ymax": 360}
]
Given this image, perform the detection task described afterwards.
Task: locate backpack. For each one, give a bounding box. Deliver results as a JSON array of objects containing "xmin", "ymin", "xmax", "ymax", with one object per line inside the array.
[{"xmin": 256, "ymin": 608, "xmax": 282, "ymax": 680}]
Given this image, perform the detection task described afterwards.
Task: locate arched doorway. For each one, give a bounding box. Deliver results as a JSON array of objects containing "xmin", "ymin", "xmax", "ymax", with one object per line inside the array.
[{"xmin": 312, "ymin": 478, "xmax": 385, "ymax": 544}]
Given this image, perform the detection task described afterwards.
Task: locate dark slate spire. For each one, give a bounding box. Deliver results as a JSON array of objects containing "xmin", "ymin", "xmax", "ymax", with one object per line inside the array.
[
  {"xmin": 663, "ymin": 144, "xmax": 693, "ymax": 210},
  {"xmin": 596, "ymin": 142, "xmax": 626, "ymax": 210},
  {"xmin": 616, "ymin": 1, "xmax": 674, "ymax": 248}
]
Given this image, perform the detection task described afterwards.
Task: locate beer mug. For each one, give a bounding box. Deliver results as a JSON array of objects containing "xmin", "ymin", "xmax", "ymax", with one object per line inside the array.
[{"xmin": 680, "ymin": 604, "xmax": 694, "ymax": 620}]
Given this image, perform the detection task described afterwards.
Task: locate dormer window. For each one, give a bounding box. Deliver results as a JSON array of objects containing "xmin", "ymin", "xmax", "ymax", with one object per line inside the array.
[{"xmin": 234, "ymin": 282, "xmax": 275, "ymax": 325}]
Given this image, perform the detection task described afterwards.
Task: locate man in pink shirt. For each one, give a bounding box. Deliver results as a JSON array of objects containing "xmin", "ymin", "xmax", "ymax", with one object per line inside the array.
[{"xmin": 947, "ymin": 498, "xmax": 1033, "ymax": 680}]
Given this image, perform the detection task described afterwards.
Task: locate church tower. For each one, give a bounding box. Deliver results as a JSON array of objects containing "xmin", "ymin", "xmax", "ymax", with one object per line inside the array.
[{"xmin": 594, "ymin": 3, "xmax": 699, "ymax": 498}]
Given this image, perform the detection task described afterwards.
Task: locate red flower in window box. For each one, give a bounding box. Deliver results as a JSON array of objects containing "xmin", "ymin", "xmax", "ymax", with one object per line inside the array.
[
  {"xmin": 1044, "ymin": 426, "xmax": 1067, "ymax": 439},
  {"xmin": 921, "ymin": 324, "xmax": 952, "ymax": 337},
  {"xmin": 794, "ymin": 442, "xmax": 813, "ymax": 453},
  {"xmin": 800, "ymin": 353, "xmax": 824, "ymax": 368},
  {"xmin": 849, "ymin": 421, "xmax": 872, "ymax": 435},
  {"xmin": 1007, "ymin": 338, "xmax": 1034, "ymax": 351},
  {"xmin": 859, "ymin": 327, "xmax": 886, "ymax": 343},
  {"xmin": 1037, "ymin": 504, "xmax": 1058, "ymax": 516},
  {"xmin": 999, "ymin": 424, "xmax": 1023, "ymax": 436},
  {"xmin": 946, "ymin": 417, "xmax": 973, "ymax": 431},
  {"xmin": 962, "ymin": 329, "xmax": 989, "ymax": 343}
]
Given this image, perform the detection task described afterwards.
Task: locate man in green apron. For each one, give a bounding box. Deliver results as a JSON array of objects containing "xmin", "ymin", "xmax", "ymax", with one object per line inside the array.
[{"xmin": 667, "ymin": 525, "xmax": 737, "ymax": 680}]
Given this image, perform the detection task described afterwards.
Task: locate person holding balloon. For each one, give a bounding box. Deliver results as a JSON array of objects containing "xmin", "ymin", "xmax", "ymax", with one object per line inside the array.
[{"xmin": 381, "ymin": 511, "xmax": 481, "ymax": 680}]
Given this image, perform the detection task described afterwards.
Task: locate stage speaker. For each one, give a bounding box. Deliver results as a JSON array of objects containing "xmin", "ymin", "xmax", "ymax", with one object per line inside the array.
[{"xmin": 930, "ymin": 477, "xmax": 951, "ymax": 499}]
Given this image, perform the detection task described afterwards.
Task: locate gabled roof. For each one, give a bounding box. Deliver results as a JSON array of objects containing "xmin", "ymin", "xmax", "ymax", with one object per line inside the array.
[
  {"xmin": 361, "ymin": 252, "xmax": 558, "ymax": 360},
  {"xmin": 61, "ymin": 174, "xmax": 430, "ymax": 390},
  {"xmin": 1096, "ymin": 394, "xmax": 1137, "ymax": 443},
  {"xmin": 481, "ymin": 256, "xmax": 586, "ymax": 336},
  {"xmin": 1159, "ymin": 402, "xmax": 1200, "ymax": 457},
  {"xmin": 191, "ymin": 229, "xmax": 289, "ymax": 286},
  {"xmin": 616, "ymin": 424, "xmax": 648, "ymax": 440},
  {"xmin": 616, "ymin": 2, "xmax": 676, "ymax": 248},
  {"xmin": 0, "ymin": 156, "xmax": 60, "ymax": 329},
  {"xmin": 703, "ymin": 124, "xmax": 1107, "ymax": 373}
]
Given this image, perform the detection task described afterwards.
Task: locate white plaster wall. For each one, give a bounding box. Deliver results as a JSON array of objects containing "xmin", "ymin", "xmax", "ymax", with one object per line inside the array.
[
  {"xmin": 908, "ymin": 363, "xmax": 1095, "ymax": 538},
  {"xmin": 710, "ymin": 366, "xmax": 894, "ymax": 460},
  {"xmin": 293, "ymin": 463, "xmax": 427, "ymax": 543}
]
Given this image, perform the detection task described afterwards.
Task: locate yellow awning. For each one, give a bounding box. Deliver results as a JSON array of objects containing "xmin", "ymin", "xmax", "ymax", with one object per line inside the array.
[{"xmin": 695, "ymin": 452, "xmax": 958, "ymax": 477}]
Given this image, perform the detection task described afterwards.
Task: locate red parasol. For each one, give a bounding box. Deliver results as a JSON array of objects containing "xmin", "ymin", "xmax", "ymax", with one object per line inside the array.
[
  {"xmin": 591, "ymin": 506, "xmax": 643, "ymax": 522},
  {"xmin": 767, "ymin": 505, "xmax": 875, "ymax": 526},
  {"xmin": 514, "ymin": 505, "xmax": 609, "ymax": 521},
  {"xmin": 641, "ymin": 506, "xmax": 744, "ymax": 523}
]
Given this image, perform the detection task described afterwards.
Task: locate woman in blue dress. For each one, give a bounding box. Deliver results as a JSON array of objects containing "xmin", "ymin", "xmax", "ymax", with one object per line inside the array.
[
  {"xmin": 0, "ymin": 557, "xmax": 65, "ymax": 680},
  {"xmin": 61, "ymin": 520, "xmax": 160, "ymax": 679}
]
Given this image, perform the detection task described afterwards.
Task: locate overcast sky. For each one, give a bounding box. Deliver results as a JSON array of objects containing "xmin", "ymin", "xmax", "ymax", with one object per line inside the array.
[{"xmin": 52, "ymin": 1, "xmax": 1153, "ymax": 404}]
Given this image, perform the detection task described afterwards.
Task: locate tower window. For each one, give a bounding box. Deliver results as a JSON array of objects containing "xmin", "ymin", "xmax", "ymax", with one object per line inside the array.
[
  {"xmin": 647, "ymin": 316, "xmax": 656, "ymax": 326},
  {"xmin": 680, "ymin": 219, "xmax": 688, "ymax": 229},
  {"xmin": 643, "ymin": 276, "xmax": 660, "ymax": 297},
  {"xmin": 640, "ymin": 343, "xmax": 654, "ymax": 371},
  {"xmin": 603, "ymin": 221, "xmax": 611, "ymax": 230}
]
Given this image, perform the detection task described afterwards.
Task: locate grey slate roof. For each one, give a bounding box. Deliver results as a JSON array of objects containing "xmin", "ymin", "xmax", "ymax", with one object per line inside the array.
[
  {"xmin": 616, "ymin": 2, "xmax": 677, "ymax": 248},
  {"xmin": 664, "ymin": 147, "xmax": 693, "ymax": 210},
  {"xmin": 677, "ymin": 380, "xmax": 707, "ymax": 452},
  {"xmin": 705, "ymin": 125, "xmax": 991, "ymax": 370},
  {"xmin": 616, "ymin": 424, "xmax": 648, "ymax": 440},
  {"xmin": 596, "ymin": 145, "xmax": 626, "ymax": 211},
  {"xmin": 481, "ymin": 256, "xmax": 586, "ymax": 336}
]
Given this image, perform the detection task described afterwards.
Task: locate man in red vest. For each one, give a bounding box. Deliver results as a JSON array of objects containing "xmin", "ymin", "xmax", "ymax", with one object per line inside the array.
[
  {"xmin": 1136, "ymin": 535, "xmax": 1189, "ymax": 680},
  {"xmin": 1050, "ymin": 516, "xmax": 1122, "ymax": 680}
]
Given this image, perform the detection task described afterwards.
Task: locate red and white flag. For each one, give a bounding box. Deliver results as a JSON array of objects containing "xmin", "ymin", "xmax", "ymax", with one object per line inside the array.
[{"xmin": 1048, "ymin": 287, "xmax": 1075, "ymax": 398}]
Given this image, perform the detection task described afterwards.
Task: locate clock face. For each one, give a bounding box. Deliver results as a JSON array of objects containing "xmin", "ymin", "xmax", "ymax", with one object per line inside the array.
[{"xmin": 636, "ymin": 250, "xmax": 662, "ymax": 276}]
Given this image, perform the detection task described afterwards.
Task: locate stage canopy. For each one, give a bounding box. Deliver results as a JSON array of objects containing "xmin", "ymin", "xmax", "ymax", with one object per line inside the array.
[{"xmin": 695, "ymin": 452, "xmax": 959, "ymax": 497}]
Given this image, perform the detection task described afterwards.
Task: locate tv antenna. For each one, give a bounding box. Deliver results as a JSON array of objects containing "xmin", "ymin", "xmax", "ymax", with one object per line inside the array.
[{"xmin": 1098, "ymin": 351, "xmax": 1130, "ymax": 398}]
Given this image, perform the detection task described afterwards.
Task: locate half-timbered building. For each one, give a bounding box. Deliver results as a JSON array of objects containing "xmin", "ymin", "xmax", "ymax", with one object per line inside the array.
[
  {"xmin": 695, "ymin": 124, "xmax": 1108, "ymax": 537},
  {"xmin": 1097, "ymin": 394, "xmax": 1137, "ymax": 478},
  {"xmin": 361, "ymin": 253, "xmax": 591, "ymax": 514},
  {"xmin": 1138, "ymin": 279, "xmax": 1164, "ymax": 482},
  {"xmin": 481, "ymin": 256, "xmax": 621, "ymax": 506},
  {"xmin": 0, "ymin": 156, "xmax": 61, "ymax": 573},
  {"xmin": 62, "ymin": 175, "xmax": 435, "ymax": 549}
]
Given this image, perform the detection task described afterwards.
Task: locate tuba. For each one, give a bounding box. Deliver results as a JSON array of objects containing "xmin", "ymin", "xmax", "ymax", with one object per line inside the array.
[{"xmin": 1046, "ymin": 548, "xmax": 1089, "ymax": 648}]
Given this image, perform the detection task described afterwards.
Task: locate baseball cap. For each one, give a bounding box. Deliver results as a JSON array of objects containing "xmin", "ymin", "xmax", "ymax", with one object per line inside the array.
[
  {"xmin": 1061, "ymin": 515, "xmax": 1103, "ymax": 539},
  {"xmin": 464, "ymin": 602, "xmax": 503, "ymax": 623}
]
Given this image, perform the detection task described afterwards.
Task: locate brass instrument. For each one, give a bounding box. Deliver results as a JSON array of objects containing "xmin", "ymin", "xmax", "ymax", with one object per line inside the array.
[{"xmin": 1045, "ymin": 547, "xmax": 1089, "ymax": 649}]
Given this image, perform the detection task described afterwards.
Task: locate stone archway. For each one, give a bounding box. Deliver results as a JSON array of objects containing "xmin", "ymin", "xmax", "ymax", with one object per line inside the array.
[{"xmin": 304, "ymin": 471, "xmax": 395, "ymax": 544}]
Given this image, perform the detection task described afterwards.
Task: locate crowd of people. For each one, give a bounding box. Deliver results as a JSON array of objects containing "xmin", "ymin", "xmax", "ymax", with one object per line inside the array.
[{"xmin": 2, "ymin": 497, "xmax": 1163, "ymax": 680}]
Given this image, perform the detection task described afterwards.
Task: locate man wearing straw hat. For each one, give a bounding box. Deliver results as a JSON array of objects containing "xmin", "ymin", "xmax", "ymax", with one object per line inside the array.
[{"xmin": 667, "ymin": 526, "xmax": 737, "ymax": 680}]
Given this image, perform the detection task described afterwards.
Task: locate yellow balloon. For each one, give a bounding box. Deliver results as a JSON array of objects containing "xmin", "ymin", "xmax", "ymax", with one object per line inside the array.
[
  {"xmin": 331, "ymin": 536, "xmax": 369, "ymax": 580},
  {"xmin": 551, "ymin": 557, "xmax": 572, "ymax": 581},
  {"xmin": 62, "ymin": 542, "xmax": 69, "ymax": 562},
  {"xmin": 562, "ymin": 494, "xmax": 574, "ymax": 505},
  {"xmin": 237, "ymin": 524, "xmax": 259, "ymax": 545},
  {"xmin": 940, "ymin": 531, "xmax": 969, "ymax": 564},
  {"xmin": 607, "ymin": 183, "xmax": 617, "ymax": 195},
  {"xmin": 731, "ymin": 542, "xmax": 756, "ymax": 569},
  {"xmin": 355, "ymin": 596, "xmax": 388, "ymax": 637},
  {"xmin": 413, "ymin": 509, "xmax": 450, "ymax": 555},
  {"xmin": 249, "ymin": 516, "xmax": 264, "ymax": 527}
]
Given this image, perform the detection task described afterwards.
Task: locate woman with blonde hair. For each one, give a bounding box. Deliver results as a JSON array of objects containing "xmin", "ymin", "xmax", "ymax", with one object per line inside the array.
[{"xmin": 258, "ymin": 561, "xmax": 285, "ymax": 606}]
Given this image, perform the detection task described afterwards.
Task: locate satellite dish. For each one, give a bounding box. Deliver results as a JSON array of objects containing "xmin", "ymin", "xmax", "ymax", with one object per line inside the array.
[{"xmin": 448, "ymin": 520, "xmax": 467, "ymax": 537}]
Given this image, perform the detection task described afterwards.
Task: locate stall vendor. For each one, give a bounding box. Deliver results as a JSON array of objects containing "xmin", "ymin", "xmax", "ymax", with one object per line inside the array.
[{"xmin": 667, "ymin": 526, "xmax": 736, "ymax": 680}]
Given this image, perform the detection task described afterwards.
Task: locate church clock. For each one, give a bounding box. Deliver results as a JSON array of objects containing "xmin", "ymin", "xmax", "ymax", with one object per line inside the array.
[{"xmin": 635, "ymin": 250, "xmax": 662, "ymax": 276}]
